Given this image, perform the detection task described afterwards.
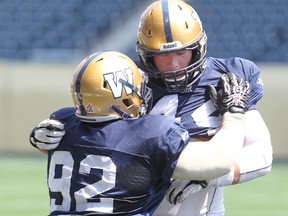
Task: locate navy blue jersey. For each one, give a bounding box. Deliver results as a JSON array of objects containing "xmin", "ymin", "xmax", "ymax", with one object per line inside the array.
[
  {"xmin": 47, "ymin": 107, "xmax": 189, "ymax": 215},
  {"xmin": 148, "ymin": 57, "xmax": 264, "ymax": 139}
]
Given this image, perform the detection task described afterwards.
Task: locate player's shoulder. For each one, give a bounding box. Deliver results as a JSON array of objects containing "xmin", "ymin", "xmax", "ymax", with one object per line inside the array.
[
  {"xmin": 133, "ymin": 115, "xmax": 189, "ymax": 150},
  {"xmin": 138, "ymin": 114, "xmax": 184, "ymax": 132},
  {"xmin": 51, "ymin": 107, "xmax": 77, "ymax": 121},
  {"xmin": 207, "ymin": 56, "xmax": 260, "ymax": 78},
  {"xmin": 228, "ymin": 56, "xmax": 255, "ymax": 65},
  {"xmin": 208, "ymin": 56, "xmax": 257, "ymax": 69},
  {"xmin": 229, "ymin": 57, "xmax": 259, "ymax": 72}
]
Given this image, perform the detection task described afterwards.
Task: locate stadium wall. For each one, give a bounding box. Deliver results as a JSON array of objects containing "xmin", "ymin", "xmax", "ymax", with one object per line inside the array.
[{"xmin": 0, "ymin": 61, "xmax": 287, "ymax": 160}]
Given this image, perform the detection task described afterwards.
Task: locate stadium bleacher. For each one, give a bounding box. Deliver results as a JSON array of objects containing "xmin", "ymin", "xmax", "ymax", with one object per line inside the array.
[
  {"xmin": 0, "ymin": 0, "xmax": 287, "ymax": 62},
  {"xmin": 0, "ymin": 0, "xmax": 141, "ymax": 60},
  {"xmin": 189, "ymin": 0, "xmax": 288, "ymax": 62}
]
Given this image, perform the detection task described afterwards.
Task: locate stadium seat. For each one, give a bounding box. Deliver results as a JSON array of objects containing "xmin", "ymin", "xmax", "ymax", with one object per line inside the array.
[{"xmin": 0, "ymin": 0, "xmax": 287, "ymax": 62}]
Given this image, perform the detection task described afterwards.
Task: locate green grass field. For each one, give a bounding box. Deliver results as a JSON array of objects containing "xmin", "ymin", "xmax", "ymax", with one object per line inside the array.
[
  {"xmin": 0, "ymin": 156, "xmax": 287, "ymax": 216},
  {"xmin": 224, "ymin": 162, "xmax": 288, "ymax": 216}
]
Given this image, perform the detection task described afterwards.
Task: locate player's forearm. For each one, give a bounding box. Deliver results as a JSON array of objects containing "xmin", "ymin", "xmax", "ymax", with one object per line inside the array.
[
  {"xmin": 235, "ymin": 142, "xmax": 272, "ymax": 184},
  {"xmin": 173, "ymin": 112, "xmax": 245, "ymax": 180},
  {"xmin": 237, "ymin": 110, "xmax": 272, "ymax": 183},
  {"xmin": 208, "ymin": 111, "xmax": 273, "ymax": 186},
  {"xmin": 208, "ymin": 144, "xmax": 272, "ymax": 187}
]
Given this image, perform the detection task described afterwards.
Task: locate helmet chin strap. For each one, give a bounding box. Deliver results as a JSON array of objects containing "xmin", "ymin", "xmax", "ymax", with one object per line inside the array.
[{"xmin": 111, "ymin": 105, "xmax": 132, "ymax": 119}]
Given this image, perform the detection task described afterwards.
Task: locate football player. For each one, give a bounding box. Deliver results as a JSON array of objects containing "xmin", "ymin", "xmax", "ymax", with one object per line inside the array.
[
  {"xmin": 30, "ymin": 51, "xmax": 250, "ymax": 215},
  {"xmin": 135, "ymin": 0, "xmax": 273, "ymax": 215}
]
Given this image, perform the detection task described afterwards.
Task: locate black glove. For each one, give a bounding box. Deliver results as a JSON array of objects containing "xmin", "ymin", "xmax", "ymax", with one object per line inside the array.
[{"xmin": 208, "ymin": 73, "xmax": 250, "ymax": 114}]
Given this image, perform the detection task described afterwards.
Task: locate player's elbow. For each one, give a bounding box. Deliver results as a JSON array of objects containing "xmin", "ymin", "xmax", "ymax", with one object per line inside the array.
[
  {"xmin": 261, "ymin": 142, "xmax": 273, "ymax": 176},
  {"xmin": 261, "ymin": 163, "xmax": 272, "ymax": 176},
  {"xmin": 260, "ymin": 153, "xmax": 273, "ymax": 177}
]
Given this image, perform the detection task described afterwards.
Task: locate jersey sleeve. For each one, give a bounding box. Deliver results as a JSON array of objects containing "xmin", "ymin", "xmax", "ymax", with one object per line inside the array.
[
  {"xmin": 50, "ymin": 107, "xmax": 77, "ymax": 121},
  {"xmin": 155, "ymin": 119, "xmax": 190, "ymax": 179},
  {"xmin": 247, "ymin": 67, "xmax": 264, "ymax": 110},
  {"xmin": 232, "ymin": 57, "xmax": 264, "ymax": 110}
]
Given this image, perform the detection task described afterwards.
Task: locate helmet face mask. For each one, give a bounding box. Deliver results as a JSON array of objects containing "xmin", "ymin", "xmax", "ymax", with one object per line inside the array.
[
  {"xmin": 70, "ymin": 51, "xmax": 152, "ymax": 122},
  {"xmin": 136, "ymin": 0, "xmax": 208, "ymax": 93}
]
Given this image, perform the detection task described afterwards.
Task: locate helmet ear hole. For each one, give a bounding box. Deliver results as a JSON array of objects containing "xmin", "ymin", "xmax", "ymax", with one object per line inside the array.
[{"xmin": 122, "ymin": 98, "xmax": 133, "ymax": 107}]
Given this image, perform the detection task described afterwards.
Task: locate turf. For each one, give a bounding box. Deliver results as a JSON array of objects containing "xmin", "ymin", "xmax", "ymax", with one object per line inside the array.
[
  {"xmin": 224, "ymin": 163, "xmax": 288, "ymax": 216},
  {"xmin": 0, "ymin": 156, "xmax": 287, "ymax": 216},
  {"xmin": 0, "ymin": 156, "xmax": 49, "ymax": 216}
]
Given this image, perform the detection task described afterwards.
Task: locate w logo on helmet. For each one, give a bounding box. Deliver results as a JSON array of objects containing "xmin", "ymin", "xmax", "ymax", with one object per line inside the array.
[{"xmin": 104, "ymin": 67, "xmax": 134, "ymax": 98}]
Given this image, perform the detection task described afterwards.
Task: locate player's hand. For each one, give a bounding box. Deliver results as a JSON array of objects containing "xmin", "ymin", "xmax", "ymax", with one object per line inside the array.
[
  {"xmin": 166, "ymin": 179, "xmax": 208, "ymax": 204},
  {"xmin": 208, "ymin": 73, "xmax": 250, "ymax": 114},
  {"xmin": 30, "ymin": 119, "xmax": 65, "ymax": 150}
]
